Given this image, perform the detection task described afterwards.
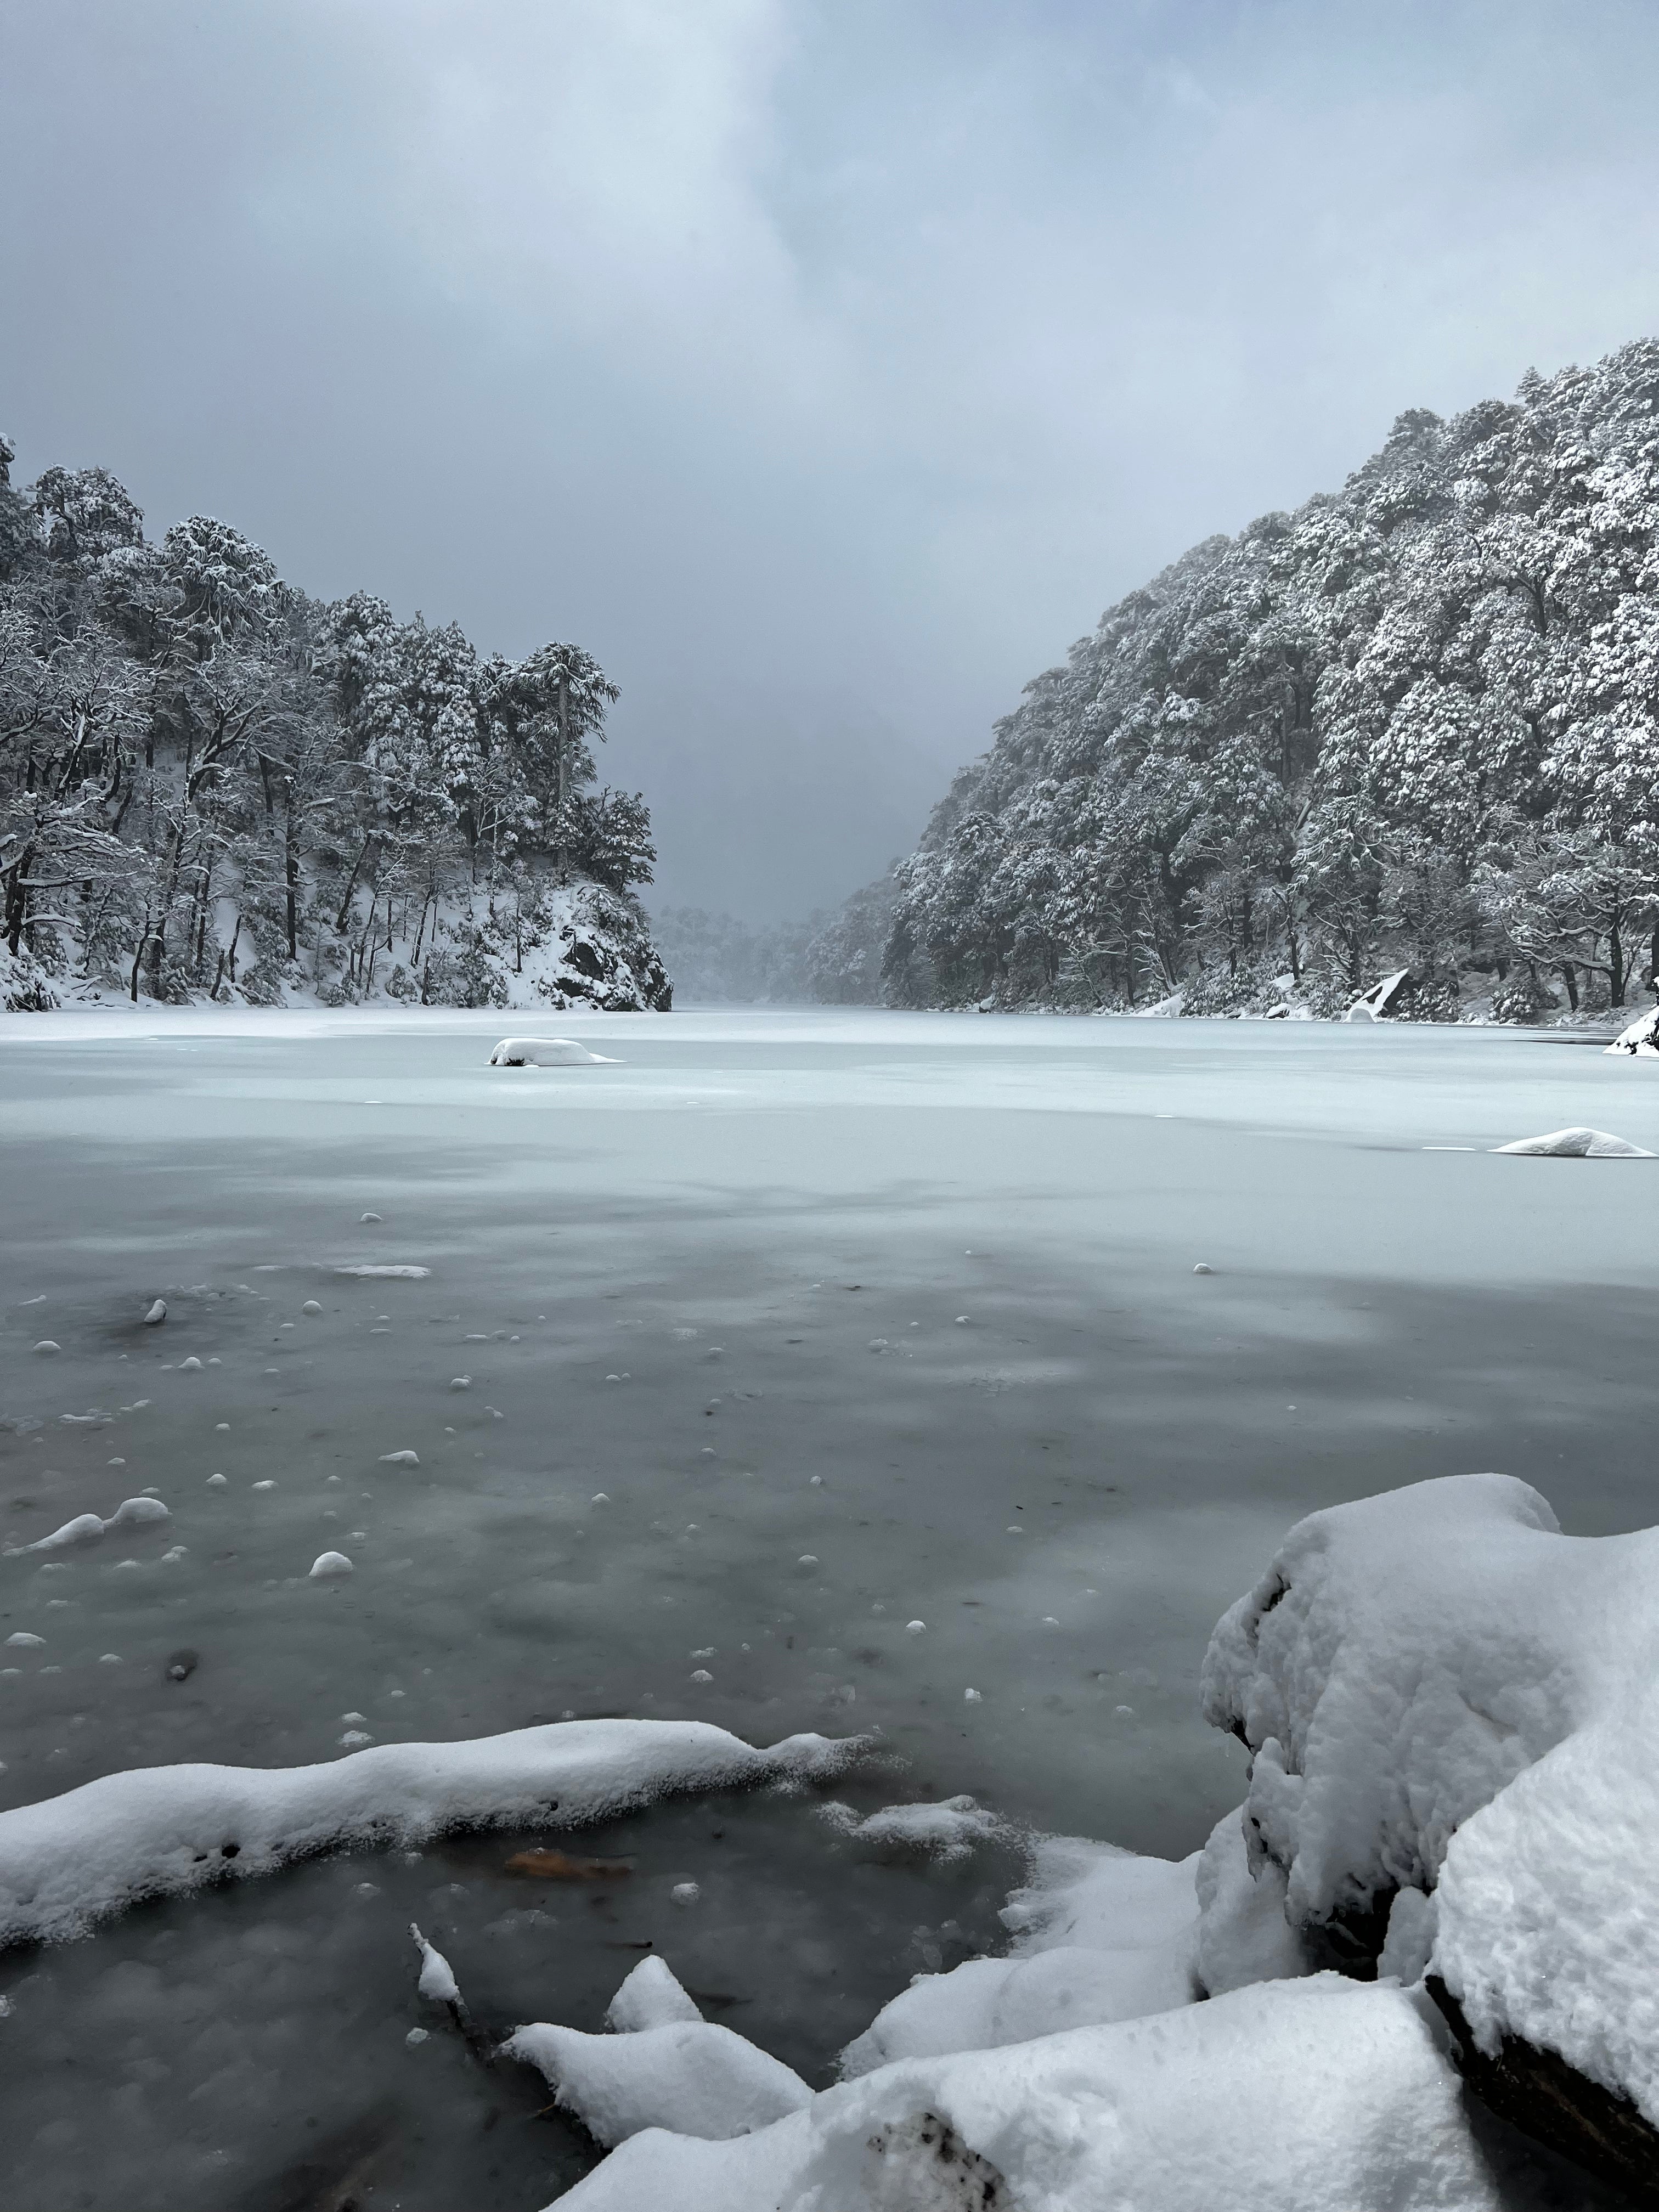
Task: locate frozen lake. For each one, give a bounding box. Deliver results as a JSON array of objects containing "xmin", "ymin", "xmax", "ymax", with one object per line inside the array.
[{"xmin": 2, "ymin": 1004, "xmax": 1654, "ymax": 2208}]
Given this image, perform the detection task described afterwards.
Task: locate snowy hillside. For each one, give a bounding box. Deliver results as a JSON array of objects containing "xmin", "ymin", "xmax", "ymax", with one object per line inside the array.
[
  {"xmin": 884, "ymin": 339, "xmax": 1659, "ymax": 1025},
  {"xmin": 0, "ymin": 441, "xmax": 672, "ymax": 1013}
]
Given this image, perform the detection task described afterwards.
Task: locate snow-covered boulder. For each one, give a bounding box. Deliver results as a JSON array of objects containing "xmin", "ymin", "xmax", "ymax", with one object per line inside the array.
[
  {"xmin": 1493, "ymin": 1125, "xmax": 1652, "ymax": 1156},
  {"xmin": 488, "ymin": 1036, "xmax": 616, "ymax": 1067},
  {"xmin": 1606, "ymin": 1006, "xmax": 1659, "ymax": 1056},
  {"xmin": 1202, "ymin": 1471, "xmax": 1659, "ymax": 2194},
  {"xmin": 1343, "ymin": 968, "xmax": 1412, "ymax": 1022},
  {"xmin": 555, "ymin": 1976, "xmax": 1503, "ymax": 2212}
]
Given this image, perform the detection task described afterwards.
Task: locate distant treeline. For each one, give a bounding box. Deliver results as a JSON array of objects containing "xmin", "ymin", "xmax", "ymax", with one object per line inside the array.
[
  {"xmin": 0, "ymin": 441, "xmax": 659, "ymax": 1006},
  {"xmin": 881, "ymin": 340, "xmax": 1659, "ymax": 1022}
]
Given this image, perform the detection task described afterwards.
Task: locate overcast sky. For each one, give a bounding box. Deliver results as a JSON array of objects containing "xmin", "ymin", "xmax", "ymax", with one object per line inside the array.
[{"xmin": 4, "ymin": 2, "xmax": 1659, "ymax": 918}]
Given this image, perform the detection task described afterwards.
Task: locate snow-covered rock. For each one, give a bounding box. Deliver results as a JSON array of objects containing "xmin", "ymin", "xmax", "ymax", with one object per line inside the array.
[
  {"xmin": 0, "ymin": 1720, "xmax": 860, "ymax": 1945},
  {"xmin": 505, "ymin": 2017, "xmax": 814, "ymax": 2147},
  {"xmin": 1343, "ymin": 968, "xmax": 1413, "ymax": 1022},
  {"xmin": 1606, "ymin": 1006, "xmax": 1659, "ymax": 1056},
  {"xmin": 554, "ymin": 1976, "xmax": 1500, "ymax": 2212},
  {"xmin": 489, "ymin": 1036, "xmax": 617, "ymax": 1067},
  {"xmin": 1493, "ymin": 1125, "xmax": 1653, "ymax": 1156},
  {"xmin": 1202, "ymin": 1471, "xmax": 1659, "ymax": 2189}
]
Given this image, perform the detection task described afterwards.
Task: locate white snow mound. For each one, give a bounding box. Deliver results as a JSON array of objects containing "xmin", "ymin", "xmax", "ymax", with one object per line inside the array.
[
  {"xmin": 0, "ymin": 1720, "xmax": 860, "ymax": 1946},
  {"xmin": 506, "ymin": 2018, "xmax": 812, "ymax": 2147},
  {"xmin": 335, "ymin": 1264, "xmax": 431, "ymax": 1278},
  {"xmin": 1493, "ymin": 1125, "xmax": 1652, "ymax": 1156},
  {"xmin": 489, "ymin": 1036, "xmax": 618, "ymax": 1066},
  {"xmin": 1606, "ymin": 1007, "xmax": 1659, "ymax": 1056},
  {"xmin": 410, "ymin": 1921, "xmax": 460, "ymax": 2004},
  {"xmin": 4, "ymin": 1496, "xmax": 170, "ymax": 1557},
  {"xmin": 605, "ymin": 1955, "xmax": 704, "ymax": 2033},
  {"xmin": 553, "ymin": 1976, "xmax": 1500, "ymax": 2212},
  {"xmin": 1203, "ymin": 1470, "xmax": 1659, "ymax": 2125},
  {"xmin": 818, "ymin": 1795, "xmax": 1003, "ymax": 1864},
  {"xmin": 839, "ymin": 1834, "xmax": 1202, "ymax": 2078}
]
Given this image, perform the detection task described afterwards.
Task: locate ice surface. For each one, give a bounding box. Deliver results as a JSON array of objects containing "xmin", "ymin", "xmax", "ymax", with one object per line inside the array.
[
  {"xmin": 5, "ymin": 1008, "xmax": 1658, "ymax": 2205},
  {"xmin": 557, "ymin": 1976, "xmax": 1502, "ymax": 2212},
  {"xmin": 1493, "ymin": 1126, "xmax": 1654, "ymax": 1156},
  {"xmin": 490, "ymin": 1037, "xmax": 618, "ymax": 1066},
  {"xmin": 0, "ymin": 1718, "xmax": 857, "ymax": 1944}
]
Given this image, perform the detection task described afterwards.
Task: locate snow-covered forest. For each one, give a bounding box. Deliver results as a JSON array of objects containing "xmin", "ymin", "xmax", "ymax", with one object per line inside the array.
[
  {"xmin": 0, "ymin": 442, "xmax": 670, "ymax": 1013},
  {"xmin": 883, "ymin": 341, "xmax": 1659, "ymax": 1022},
  {"xmin": 651, "ymin": 876, "xmax": 895, "ymax": 1006}
]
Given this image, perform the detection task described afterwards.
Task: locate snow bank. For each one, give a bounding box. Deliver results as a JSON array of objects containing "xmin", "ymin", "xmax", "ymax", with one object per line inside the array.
[
  {"xmin": 488, "ymin": 1036, "xmax": 618, "ymax": 1066},
  {"xmin": 1606, "ymin": 1007, "xmax": 1659, "ymax": 1056},
  {"xmin": 0, "ymin": 1720, "xmax": 861, "ymax": 1947},
  {"xmin": 1493, "ymin": 1125, "xmax": 1653, "ymax": 1156},
  {"xmin": 840, "ymin": 1833, "xmax": 1201, "ymax": 2079},
  {"xmin": 552, "ymin": 1976, "xmax": 1499, "ymax": 2212},
  {"xmin": 1202, "ymin": 1471, "xmax": 1659, "ymax": 2130}
]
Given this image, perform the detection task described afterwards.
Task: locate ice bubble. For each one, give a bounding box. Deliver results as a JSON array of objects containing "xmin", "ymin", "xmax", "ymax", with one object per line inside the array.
[
  {"xmin": 797, "ymin": 1554, "xmax": 820, "ymax": 1567},
  {"xmin": 360, "ymin": 1212, "xmax": 383, "ymax": 1223},
  {"xmin": 1115, "ymin": 1703, "xmax": 1135, "ymax": 1717},
  {"xmin": 206, "ymin": 1473, "xmax": 227, "ymax": 1488},
  {"xmin": 1007, "ymin": 1526, "xmax": 1024, "ymax": 1536},
  {"xmin": 1193, "ymin": 1263, "xmax": 1215, "ymax": 1276},
  {"xmin": 178, "ymin": 1356, "xmax": 202, "ymax": 1372},
  {"xmin": 690, "ymin": 1669, "xmax": 714, "ymax": 1684},
  {"xmin": 143, "ymin": 1301, "xmax": 166, "ymax": 1327},
  {"xmin": 449, "ymin": 1377, "xmax": 471, "ymax": 1391},
  {"xmin": 31, "ymin": 1341, "xmax": 60, "ymax": 1356},
  {"xmin": 1042, "ymin": 1616, "xmax": 1060, "ymax": 1627},
  {"xmin": 215, "ymin": 1423, "xmax": 230, "ymax": 1431},
  {"xmin": 955, "ymin": 1315, "xmax": 969, "ymax": 1324},
  {"xmin": 302, "ymin": 1300, "xmax": 323, "ymax": 1315},
  {"xmin": 964, "ymin": 1688, "xmax": 983, "ymax": 1702},
  {"xmin": 166, "ymin": 1650, "xmax": 198, "ymax": 1680},
  {"xmin": 252, "ymin": 1480, "xmax": 276, "ymax": 1492},
  {"xmin": 108, "ymin": 1457, "xmax": 124, "ymax": 1466},
  {"xmin": 98, "ymin": 1653, "xmax": 122, "ymax": 1665},
  {"xmin": 342, "ymin": 1711, "xmax": 368, "ymax": 1723},
  {"xmin": 605, "ymin": 1373, "xmax": 620, "ymax": 1383},
  {"xmin": 406, "ymin": 2027, "xmax": 430, "ymax": 2046},
  {"xmin": 906, "ymin": 1620, "xmax": 926, "ymax": 1635},
  {"xmin": 379, "ymin": 1451, "xmax": 420, "ymax": 1466},
  {"xmin": 591, "ymin": 1492, "xmax": 611, "ymax": 1504},
  {"xmin": 670, "ymin": 1882, "xmax": 701, "ymax": 1906},
  {"xmin": 340, "ymin": 1730, "xmax": 374, "ymax": 1748},
  {"xmin": 809, "ymin": 1475, "xmax": 823, "ymax": 1486},
  {"xmin": 309, "ymin": 1551, "xmax": 354, "ymax": 1580},
  {"xmin": 4, "ymin": 1633, "xmax": 44, "ymax": 1648},
  {"xmin": 160, "ymin": 1546, "xmax": 187, "ymax": 1563},
  {"xmin": 691, "ymin": 1647, "xmax": 715, "ymax": 1658}
]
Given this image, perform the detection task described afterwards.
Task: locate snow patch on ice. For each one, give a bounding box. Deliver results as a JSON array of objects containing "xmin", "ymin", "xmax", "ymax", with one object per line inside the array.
[
  {"xmin": 1493, "ymin": 1125, "xmax": 1652, "ymax": 1156},
  {"xmin": 489, "ymin": 1036, "xmax": 619, "ymax": 1066}
]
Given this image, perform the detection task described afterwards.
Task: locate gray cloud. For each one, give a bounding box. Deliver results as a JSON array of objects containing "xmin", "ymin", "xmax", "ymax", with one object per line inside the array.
[{"xmin": 4, "ymin": 0, "xmax": 1659, "ymax": 916}]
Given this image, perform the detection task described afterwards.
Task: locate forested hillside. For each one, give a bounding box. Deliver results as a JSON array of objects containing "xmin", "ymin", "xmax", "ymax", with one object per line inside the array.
[
  {"xmin": 885, "ymin": 341, "xmax": 1659, "ymax": 1022},
  {"xmin": 0, "ymin": 442, "xmax": 669, "ymax": 1011},
  {"xmin": 652, "ymin": 873, "xmax": 895, "ymax": 1005}
]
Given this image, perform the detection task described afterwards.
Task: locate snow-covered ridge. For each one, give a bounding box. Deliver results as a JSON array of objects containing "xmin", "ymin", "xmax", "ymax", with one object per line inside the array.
[{"xmin": 0, "ymin": 1719, "xmax": 861, "ymax": 1948}]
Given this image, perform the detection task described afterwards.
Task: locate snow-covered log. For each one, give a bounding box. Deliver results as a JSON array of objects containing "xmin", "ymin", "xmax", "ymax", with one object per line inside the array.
[
  {"xmin": 488, "ymin": 1036, "xmax": 616, "ymax": 1066},
  {"xmin": 0, "ymin": 1720, "xmax": 861, "ymax": 1946}
]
